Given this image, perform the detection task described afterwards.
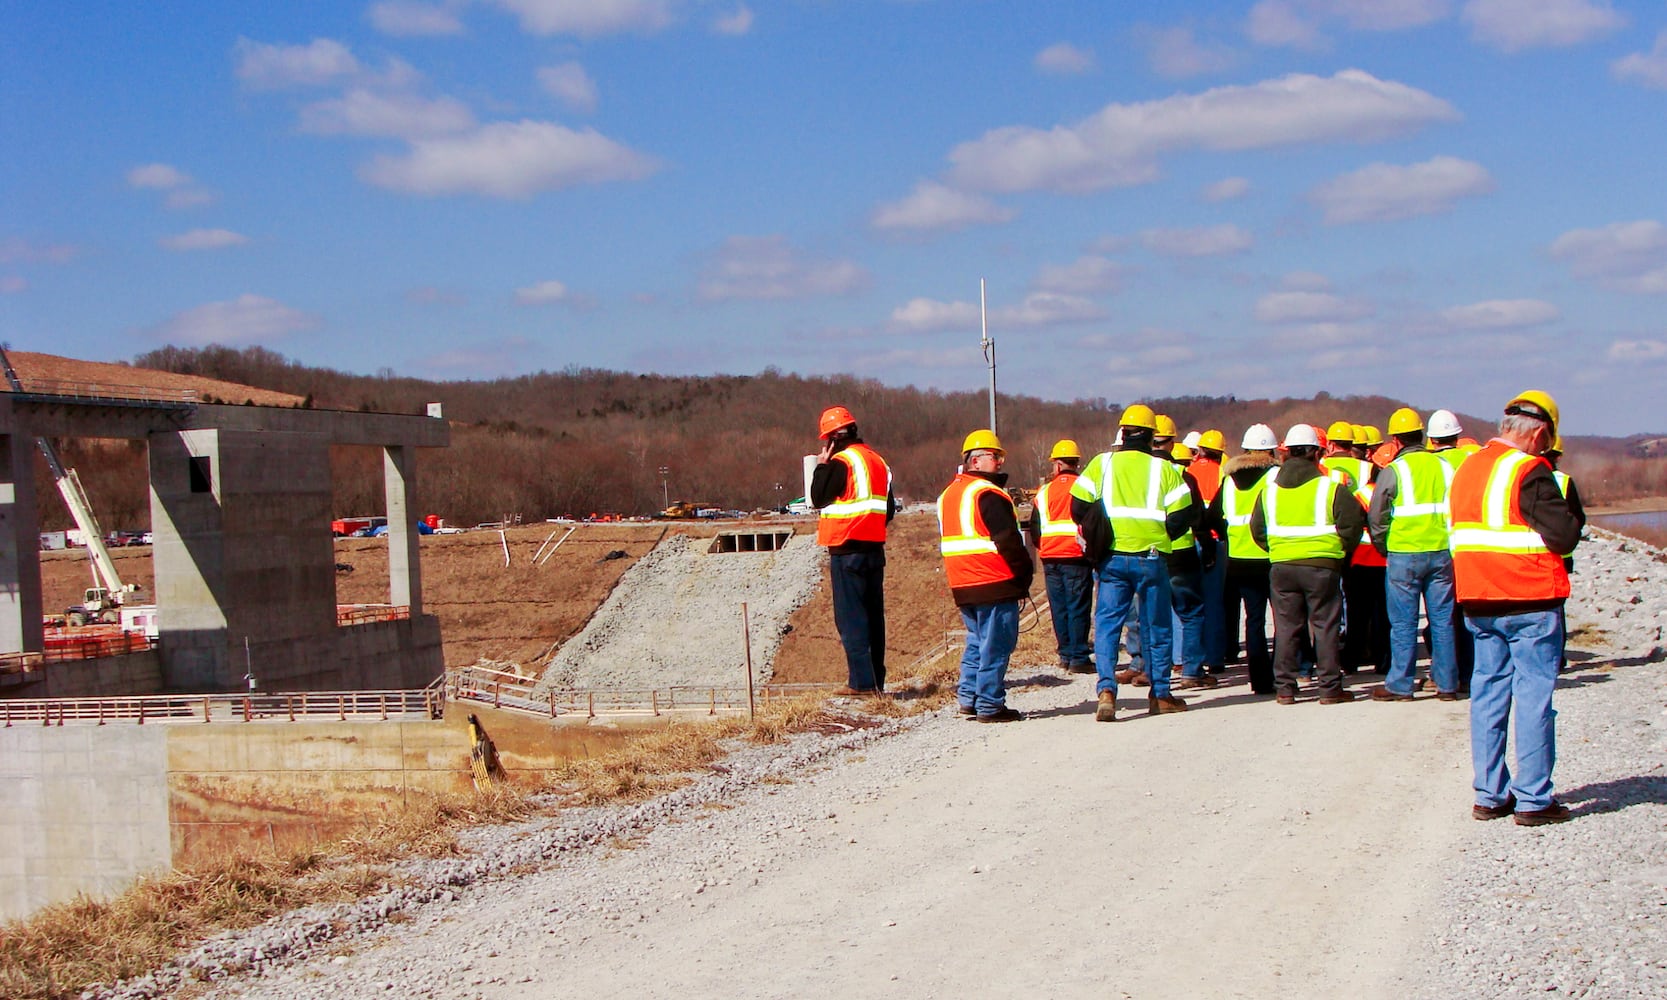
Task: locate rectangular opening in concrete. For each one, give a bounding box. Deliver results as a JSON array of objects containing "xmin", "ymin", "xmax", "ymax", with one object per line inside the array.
[{"xmin": 708, "ymin": 531, "xmax": 792, "ymax": 554}]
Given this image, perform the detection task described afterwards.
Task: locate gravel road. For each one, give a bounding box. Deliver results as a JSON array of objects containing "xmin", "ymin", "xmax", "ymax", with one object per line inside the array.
[{"xmin": 96, "ymin": 531, "xmax": 1666, "ymax": 1000}]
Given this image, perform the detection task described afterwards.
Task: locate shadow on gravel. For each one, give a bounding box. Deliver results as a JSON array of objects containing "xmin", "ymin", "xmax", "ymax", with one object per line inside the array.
[
  {"xmin": 1558, "ymin": 771, "xmax": 1667, "ymax": 818},
  {"xmin": 1011, "ymin": 673, "xmax": 1074, "ymax": 689},
  {"xmin": 1555, "ymin": 672, "xmax": 1615, "ymax": 690}
]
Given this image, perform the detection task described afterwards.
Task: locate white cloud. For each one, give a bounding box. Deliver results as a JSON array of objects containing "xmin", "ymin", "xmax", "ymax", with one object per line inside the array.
[
  {"xmin": 159, "ymin": 229, "xmax": 250, "ymax": 251},
  {"xmin": 514, "ymin": 279, "xmax": 570, "ymax": 305},
  {"xmin": 1439, "ymin": 299, "xmax": 1561, "ymax": 329},
  {"xmin": 888, "ymin": 292, "xmax": 1104, "ymax": 332},
  {"xmin": 1034, "ymin": 256, "xmax": 1124, "ymax": 295},
  {"xmin": 0, "ymin": 276, "xmax": 27, "ymax": 294},
  {"xmin": 697, "ymin": 235, "xmax": 866, "ymax": 302},
  {"xmin": 1309, "ymin": 155, "xmax": 1494, "ymax": 224},
  {"xmin": 1606, "ymin": 339, "xmax": 1667, "ymax": 362},
  {"xmin": 712, "ymin": 6, "xmax": 753, "ymax": 36},
  {"xmin": 1248, "ymin": 0, "xmax": 1453, "ymax": 48},
  {"xmin": 1254, "ymin": 290, "xmax": 1374, "ymax": 324},
  {"xmin": 360, "ymin": 120, "xmax": 659, "ymax": 197},
  {"xmin": 1140, "ymin": 224, "xmax": 1253, "ymax": 257},
  {"xmin": 1280, "ymin": 270, "xmax": 1333, "ymax": 291},
  {"xmin": 1145, "ymin": 26, "xmax": 1235, "ymax": 79},
  {"xmin": 413, "ymin": 337, "xmax": 538, "ymax": 376},
  {"xmin": 150, "ymin": 294, "xmax": 318, "ymax": 346},
  {"xmin": 1613, "ymin": 30, "xmax": 1667, "ymax": 89},
  {"xmin": 1462, "ymin": 0, "xmax": 1624, "ymax": 52},
  {"xmin": 234, "ymin": 38, "xmax": 361, "ymax": 89},
  {"xmin": 0, "ymin": 238, "xmax": 77, "ymax": 264},
  {"xmin": 946, "ymin": 70, "xmax": 1458, "ymax": 195},
  {"xmin": 538, "ymin": 63, "xmax": 599, "ymax": 114},
  {"xmin": 368, "ymin": 2, "xmax": 466, "ymax": 37},
  {"xmin": 127, "ymin": 163, "xmax": 193, "ymax": 190},
  {"xmin": 870, "ymin": 181, "xmax": 1015, "ymax": 233},
  {"xmin": 300, "ymin": 89, "xmax": 475, "ymax": 138},
  {"xmin": 485, "ymin": 0, "xmax": 674, "ymax": 37},
  {"xmin": 1549, "ymin": 220, "xmax": 1667, "ymax": 294},
  {"xmin": 1202, "ymin": 176, "xmax": 1250, "ymax": 201},
  {"xmin": 165, "ymin": 189, "xmax": 219, "ymax": 209},
  {"xmin": 1035, "ymin": 42, "xmax": 1095, "ymax": 75}
]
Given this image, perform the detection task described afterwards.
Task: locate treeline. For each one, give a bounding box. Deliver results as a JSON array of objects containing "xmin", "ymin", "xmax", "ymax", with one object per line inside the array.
[{"xmin": 29, "ymin": 346, "xmax": 1666, "ymax": 531}]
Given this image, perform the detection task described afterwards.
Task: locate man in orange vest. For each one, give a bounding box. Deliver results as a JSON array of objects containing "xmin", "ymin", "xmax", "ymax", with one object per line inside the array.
[
  {"xmin": 1451, "ymin": 391, "xmax": 1581, "ymax": 825},
  {"xmin": 940, "ymin": 430, "xmax": 1034, "ymax": 722},
  {"xmin": 811, "ymin": 405, "xmax": 896, "ymax": 695},
  {"xmin": 1026, "ymin": 439, "xmax": 1094, "ymax": 674},
  {"xmin": 1189, "ymin": 430, "xmax": 1229, "ymax": 673}
]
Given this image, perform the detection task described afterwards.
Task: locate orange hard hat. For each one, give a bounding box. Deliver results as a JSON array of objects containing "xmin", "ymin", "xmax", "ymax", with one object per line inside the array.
[{"xmin": 818, "ymin": 405, "xmax": 856, "ymax": 439}]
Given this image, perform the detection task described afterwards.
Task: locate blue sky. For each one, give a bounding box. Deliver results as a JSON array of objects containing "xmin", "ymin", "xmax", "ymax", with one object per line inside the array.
[{"xmin": 4, "ymin": 0, "xmax": 1666, "ymax": 434}]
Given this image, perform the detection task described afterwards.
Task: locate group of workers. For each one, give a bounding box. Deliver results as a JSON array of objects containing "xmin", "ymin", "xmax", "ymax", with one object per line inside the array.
[{"xmin": 812, "ymin": 390, "xmax": 1585, "ymax": 826}]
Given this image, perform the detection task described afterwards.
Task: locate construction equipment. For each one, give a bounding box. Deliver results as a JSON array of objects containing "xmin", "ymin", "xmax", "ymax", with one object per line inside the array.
[{"xmin": 0, "ymin": 346, "xmax": 139, "ymax": 625}]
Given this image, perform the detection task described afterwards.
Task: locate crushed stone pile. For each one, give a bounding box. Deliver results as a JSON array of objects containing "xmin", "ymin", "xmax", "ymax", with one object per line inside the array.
[
  {"xmin": 534, "ymin": 531, "xmax": 826, "ymax": 692},
  {"xmin": 1565, "ymin": 527, "xmax": 1667, "ymax": 660}
]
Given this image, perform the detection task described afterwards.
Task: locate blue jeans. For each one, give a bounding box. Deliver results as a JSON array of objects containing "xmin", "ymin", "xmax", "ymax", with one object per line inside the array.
[
  {"xmin": 1467, "ymin": 609, "xmax": 1563, "ymax": 811},
  {"xmin": 1169, "ymin": 565, "xmax": 1207, "ymax": 678},
  {"xmin": 1043, "ymin": 562, "xmax": 1094, "ymax": 665},
  {"xmin": 1385, "ymin": 550, "xmax": 1458, "ymax": 695},
  {"xmin": 957, "ymin": 600, "xmax": 1020, "ymax": 715},
  {"xmin": 830, "ymin": 549, "xmax": 886, "ymax": 691},
  {"xmin": 1201, "ymin": 554, "xmax": 1227, "ymax": 668},
  {"xmin": 1094, "ymin": 552, "xmax": 1174, "ymax": 697}
]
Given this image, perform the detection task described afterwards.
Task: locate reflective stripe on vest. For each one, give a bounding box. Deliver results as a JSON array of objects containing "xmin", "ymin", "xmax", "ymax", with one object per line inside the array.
[
  {"xmin": 1223, "ymin": 468, "xmax": 1272, "ymax": 559},
  {"xmin": 1553, "ymin": 470, "xmax": 1570, "ymax": 497},
  {"xmin": 1449, "ymin": 442, "xmax": 1569, "ymax": 603},
  {"xmin": 1263, "ymin": 475, "xmax": 1343, "ymax": 562},
  {"xmin": 1035, "ymin": 474, "xmax": 1085, "ymax": 560},
  {"xmin": 817, "ymin": 443, "xmax": 890, "ymax": 546},
  {"xmin": 938, "ymin": 474, "xmax": 1016, "ymax": 588},
  {"xmin": 1102, "ymin": 450, "xmax": 1189, "ymax": 553},
  {"xmin": 1386, "ymin": 451, "xmax": 1453, "ymax": 553}
]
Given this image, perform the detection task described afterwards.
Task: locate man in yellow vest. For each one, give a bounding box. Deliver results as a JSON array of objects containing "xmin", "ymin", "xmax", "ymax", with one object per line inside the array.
[
  {"xmin": 1206, "ymin": 424, "xmax": 1279, "ymax": 694},
  {"xmin": 1367, "ymin": 408, "xmax": 1460, "ymax": 701},
  {"xmin": 1450, "ymin": 391, "xmax": 1580, "ymax": 824},
  {"xmin": 939, "ymin": 430, "xmax": 1033, "ymax": 722},
  {"xmin": 811, "ymin": 405, "xmax": 896, "ymax": 695},
  {"xmin": 1026, "ymin": 440, "xmax": 1094, "ymax": 673},
  {"xmin": 1071, "ymin": 404, "xmax": 1197, "ymax": 721},
  {"xmin": 1250, "ymin": 424, "xmax": 1366, "ymax": 705},
  {"xmin": 1427, "ymin": 407, "xmax": 1476, "ymax": 685}
]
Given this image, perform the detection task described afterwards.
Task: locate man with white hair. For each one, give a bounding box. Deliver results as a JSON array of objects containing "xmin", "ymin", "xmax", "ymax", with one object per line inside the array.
[{"xmin": 1250, "ymin": 424, "xmax": 1367, "ymax": 705}]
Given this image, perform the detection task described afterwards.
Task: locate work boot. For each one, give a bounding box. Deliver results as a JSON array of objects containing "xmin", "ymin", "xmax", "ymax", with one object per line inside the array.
[
  {"xmin": 1175, "ymin": 675, "xmax": 1218, "ymax": 690},
  {"xmin": 1148, "ymin": 694, "xmax": 1187, "ymax": 714},
  {"xmin": 1114, "ymin": 668, "xmax": 1139, "ymax": 684},
  {"xmin": 1095, "ymin": 690, "xmax": 1117, "ymax": 722}
]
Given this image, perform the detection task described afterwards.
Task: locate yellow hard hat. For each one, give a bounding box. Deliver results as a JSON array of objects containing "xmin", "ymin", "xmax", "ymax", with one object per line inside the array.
[
  {"xmin": 1325, "ymin": 421, "xmax": 1355, "ymax": 444},
  {"xmin": 1360, "ymin": 425, "xmax": 1384, "ymax": 446},
  {"xmin": 1547, "ymin": 434, "xmax": 1564, "ymax": 455},
  {"xmin": 961, "ymin": 429, "xmax": 1004, "ymax": 455},
  {"xmin": 1153, "ymin": 414, "xmax": 1178, "ymax": 440},
  {"xmin": 1350, "ymin": 424, "xmax": 1368, "ymax": 445},
  {"xmin": 1171, "ymin": 442, "xmax": 1193, "ymax": 461},
  {"xmin": 1050, "ymin": 439, "xmax": 1081, "ymax": 460},
  {"xmin": 1197, "ymin": 429, "xmax": 1226, "ymax": 452},
  {"xmin": 1119, "ymin": 403, "xmax": 1157, "ymax": 430},
  {"xmin": 1387, "ymin": 407, "xmax": 1424, "ymax": 436},
  {"xmin": 1506, "ymin": 389, "xmax": 1560, "ymax": 433}
]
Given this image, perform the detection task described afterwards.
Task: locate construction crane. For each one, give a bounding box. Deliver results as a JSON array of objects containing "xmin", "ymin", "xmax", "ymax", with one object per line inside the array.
[{"xmin": 0, "ymin": 345, "xmax": 138, "ymax": 624}]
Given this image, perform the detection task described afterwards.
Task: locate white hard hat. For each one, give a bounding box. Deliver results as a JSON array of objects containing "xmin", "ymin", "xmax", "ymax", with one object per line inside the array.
[
  {"xmin": 1182, "ymin": 431, "xmax": 1202, "ymax": 450},
  {"xmin": 1283, "ymin": 423, "xmax": 1321, "ymax": 448},
  {"xmin": 1428, "ymin": 409, "xmax": 1463, "ymax": 438},
  {"xmin": 1241, "ymin": 423, "xmax": 1278, "ymax": 450}
]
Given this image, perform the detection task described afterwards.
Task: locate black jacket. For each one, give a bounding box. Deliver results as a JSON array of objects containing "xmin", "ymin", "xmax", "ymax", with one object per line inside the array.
[{"xmin": 1204, "ymin": 451, "xmax": 1276, "ymax": 576}]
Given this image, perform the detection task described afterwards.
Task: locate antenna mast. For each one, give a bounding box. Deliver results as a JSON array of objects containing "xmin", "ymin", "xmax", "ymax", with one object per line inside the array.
[{"xmin": 979, "ymin": 278, "xmax": 996, "ymax": 433}]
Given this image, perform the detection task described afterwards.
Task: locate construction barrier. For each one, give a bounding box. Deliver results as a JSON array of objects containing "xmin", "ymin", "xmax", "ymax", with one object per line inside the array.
[{"xmin": 336, "ymin": 604, "xmax": 412, "ymax": 627}]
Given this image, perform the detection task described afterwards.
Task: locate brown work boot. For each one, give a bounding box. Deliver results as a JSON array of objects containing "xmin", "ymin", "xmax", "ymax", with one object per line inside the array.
[
  {"xmin": 1130, "ymin": 672, "xmax": 1151, "ymax": 687},
  {"xmin": 1175, "ymin": 675, "xmax": 1218, "ymax": 690},
  {"xmin": 1148, "ymin": 694, "xmax": 1188, "ymax": 714},
  {"xmin": 1114, "ymin": 668, "xmax": 1139, "ymax": 684},
  {"xmin": 1095, "ymin": 690, "xmax": 1117, "ymax": 722},
  {"xmin": 1317, "ymin": 689, "xmax": 1358, "ymax": 705}
]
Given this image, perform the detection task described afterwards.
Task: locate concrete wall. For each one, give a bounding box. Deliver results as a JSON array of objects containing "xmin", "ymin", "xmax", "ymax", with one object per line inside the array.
[{"xmin": 19, "ymin": 651, "xmax": 164, "ymax": 699}]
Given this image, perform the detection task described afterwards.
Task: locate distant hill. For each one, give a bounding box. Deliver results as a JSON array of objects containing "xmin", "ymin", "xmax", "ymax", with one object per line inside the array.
[{"xmin": 26, "ymin": 345, "xmax": 1665, "ymax": 530}]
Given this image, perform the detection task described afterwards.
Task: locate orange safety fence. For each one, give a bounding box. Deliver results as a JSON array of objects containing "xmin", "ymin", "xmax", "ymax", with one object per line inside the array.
[
  {"xmin": 336, "ymin": 605, "xmax": 412, "ymax": 627},
  {"xmin": 41, "ymin": 631, "xmax": 155, "ymax": 662}
]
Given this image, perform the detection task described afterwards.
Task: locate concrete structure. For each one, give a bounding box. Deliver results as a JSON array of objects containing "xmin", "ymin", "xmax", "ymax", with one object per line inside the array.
[{"xmin": 1, "ymin": 373, "xmax": 448, "ymax": 694}]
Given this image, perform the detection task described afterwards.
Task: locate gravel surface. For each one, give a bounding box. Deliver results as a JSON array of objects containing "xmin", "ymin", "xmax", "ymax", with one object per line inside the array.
[
  {"xmin": 533, "ymin": 532, "xmax": 825, "ymax": 692},
  {"xmin": 85, "ymin": 531, "xmax": 1666, "ymax": 1000}
]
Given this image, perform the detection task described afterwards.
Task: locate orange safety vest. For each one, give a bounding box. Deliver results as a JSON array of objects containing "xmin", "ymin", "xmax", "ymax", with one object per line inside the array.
[
  {"xmin": 938, "ymin": 473, "xmax": 1017, "ymax": 590},
  {"xmin": 1338, "ymin": 455, "xmax": 1386, "ymax": 568},
  {"xmin": 1449, "ymin": 441, "xmax": 1570, "ymax": 604},
  {"xmin": 1189, "ymin": 455, "xmax": 1222, "ymax": 506},
  {"xmin": 817, "ymin": 442, "xmax": 890, "ymax": 546},
  {"xmin": 1033, "ymin": 473, "xmax": 1085, "ymax": 561}
]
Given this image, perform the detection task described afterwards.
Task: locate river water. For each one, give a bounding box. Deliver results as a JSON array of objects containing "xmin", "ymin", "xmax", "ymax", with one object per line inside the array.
[{"xmin": 1589, "ymin": 509, "xmax": 1667, "ymax": 533}]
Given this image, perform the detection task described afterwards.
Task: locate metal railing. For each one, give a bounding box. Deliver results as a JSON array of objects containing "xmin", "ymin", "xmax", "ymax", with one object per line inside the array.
[
  {"xmin": 445, "ymin": 664, "xmax": 834, "ymax": 718},
  {"xmin": 1, "ymin": 687, "xmax": 444, "ymax": 727},
  {"xmin": 337, "ymin": 605, "xmax": 412, "ymax": 627},
  {"xmin": 5, "ymin": 377, "xmax": 199, "ymax": 406}
]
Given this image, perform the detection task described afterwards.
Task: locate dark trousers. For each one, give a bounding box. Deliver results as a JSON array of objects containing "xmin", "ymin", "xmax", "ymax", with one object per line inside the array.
[
  {"xmin": 1228, "ymin": 567, "xmax": 1273, "ymax": 693},
  {"xmin": 1343, "ymin": 564, "xmax": 1389, "ymax": 672},
  {"xmin": 830, "ymin": 549, "xmax": 886, "ymax": 691},
  {"xmin": 1271, "ymin": 563, "xmax": 1345, "ymax": 697},
  {"xmin": 1043, "ymin": 561, "xmax": 1094, "ymax": 666}
]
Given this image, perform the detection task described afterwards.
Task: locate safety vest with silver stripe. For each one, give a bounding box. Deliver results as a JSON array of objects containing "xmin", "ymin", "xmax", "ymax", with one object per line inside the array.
[
  {"xmin": 1071, "ymin": 449, "xmax": 1191, "ymax": 554},
  {"xmin": 938, "ymin": 474, "xmax": 1017, "ymax": 589},
  {"xmin": 1448, "ymin": 442, "xmax": 1569, "ymax": 603},
  {"xmin": 1262, "ymin": 475, "xmax": 1343, "ymax": 562},
  {"xmin": 1223, "ymin": 468, "xmax": 1272, "ymax": 560},
  {"xmin": 817, "ymin": 443, "xmax": 890, "ymax": 546},
  {"xmin": 1034, "ymin": 474, "xmax": 1085, "ymax": 561},
  {"xmin": 1386, "ymin": 451, "xmax": 1454, "ymax": 553}
]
